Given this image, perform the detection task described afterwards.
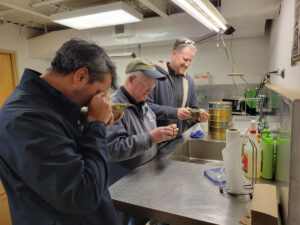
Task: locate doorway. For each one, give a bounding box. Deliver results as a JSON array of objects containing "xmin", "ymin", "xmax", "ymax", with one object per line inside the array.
[
  {"xmin": 0, "ymin": 50, "xmax": 19, "ymax": 107},
  {"xmin": 0, "ymin": 50, "xmax": 18, "ymax": 225},
  {"xmin": 0, "ymin": 181, "xmax": 12, "ymax": 225}
]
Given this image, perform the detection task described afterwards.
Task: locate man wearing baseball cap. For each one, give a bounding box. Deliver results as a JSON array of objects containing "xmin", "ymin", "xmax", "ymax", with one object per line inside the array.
[
  {"xmin": 107, "ymin": 58, "xmax": 177, "ymax": 225},
  {"xmin": 107, "ymin": 58, "xmax": 179, "ymax": 187}
]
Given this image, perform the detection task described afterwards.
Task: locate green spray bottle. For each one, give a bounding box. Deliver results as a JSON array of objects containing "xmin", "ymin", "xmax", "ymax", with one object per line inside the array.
[{"xmin": 261, "ymin": 130, "xmax": 274, "ymax": 179}]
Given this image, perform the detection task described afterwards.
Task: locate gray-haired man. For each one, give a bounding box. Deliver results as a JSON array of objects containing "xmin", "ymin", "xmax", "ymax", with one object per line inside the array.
[{"xmin": 107, "ymin": 58, "xmax": 179, "ymax": 185}]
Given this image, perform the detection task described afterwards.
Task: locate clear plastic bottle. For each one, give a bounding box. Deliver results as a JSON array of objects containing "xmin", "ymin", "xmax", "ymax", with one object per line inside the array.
[
  {"xmin": 263, "ymin": 116, "xmax": 269, "ymax": 129},
  {"xmin": 243, "ymin": 120, "xmax": 261, "ymax": 179}
]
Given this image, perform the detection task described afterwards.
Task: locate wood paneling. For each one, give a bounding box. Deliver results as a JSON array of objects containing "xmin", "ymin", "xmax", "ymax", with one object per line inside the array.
[
  {"xmin": 0, "ymin": 52, "xmax": 17, "ymax": 107},
  {"xmin": 0, "ymin": 181, "xmax": 12, "ymax": 225},
  {"xmin": 0, "ymin": 50, "xmax": 17, "ymax": 224}
]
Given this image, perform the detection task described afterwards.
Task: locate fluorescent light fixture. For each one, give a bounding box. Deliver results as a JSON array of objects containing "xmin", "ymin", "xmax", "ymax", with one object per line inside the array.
[
  {"xmin": 171, "ymin": 0, "xmax": 229, "ymax": 33},
  {"xmin": 50, "ymin": 2, "xmax": 143, "ymax": 30},
  {"xmin": 193, "ymin": 0, "xmax": 227, "ymax": 30}
]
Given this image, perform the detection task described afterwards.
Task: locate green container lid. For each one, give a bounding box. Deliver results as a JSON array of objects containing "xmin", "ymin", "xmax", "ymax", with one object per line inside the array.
[
  {"xmin": 261, "ymin": 130, "xmax": 274, "ymax": 143},
  {"xmin": 277, "ymin": 130, "xmax": 290, "ymax": 144}
]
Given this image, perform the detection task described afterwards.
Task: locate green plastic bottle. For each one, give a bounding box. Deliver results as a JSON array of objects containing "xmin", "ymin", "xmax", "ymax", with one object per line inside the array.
[
  {"xmin": 275, "ymin": 131, "xmax": 291, "ymax": 181},
  {"xmin": 261, "ymin": 130, "xmax": 274, "ymax": 179}
]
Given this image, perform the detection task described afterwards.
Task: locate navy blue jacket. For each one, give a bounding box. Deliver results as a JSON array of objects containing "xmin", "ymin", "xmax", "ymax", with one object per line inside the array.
[
  {"xmin": 146, "ymin": 61, "xmax": 198, "ymax": 137},
  {"xmin": 0, "ymin": 69, "xmax": 120, "ymax": 225}
]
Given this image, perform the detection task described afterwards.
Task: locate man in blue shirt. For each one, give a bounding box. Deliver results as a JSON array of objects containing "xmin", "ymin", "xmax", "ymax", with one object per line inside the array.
[{"xmin": 0, "ymin": 39, "xmax": 121, "ymax": 225}]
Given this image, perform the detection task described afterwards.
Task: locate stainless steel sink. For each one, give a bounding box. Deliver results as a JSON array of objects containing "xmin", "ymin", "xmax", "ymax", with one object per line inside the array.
[{"xmin": 168, "ymin": 139, "xmax": 226, "ymax": 164}]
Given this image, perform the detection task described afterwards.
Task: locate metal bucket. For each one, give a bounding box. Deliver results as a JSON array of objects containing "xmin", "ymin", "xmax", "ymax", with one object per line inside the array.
[{"xmin": 208, "ymin": 101, "xmax": 232, "ymax": 140}]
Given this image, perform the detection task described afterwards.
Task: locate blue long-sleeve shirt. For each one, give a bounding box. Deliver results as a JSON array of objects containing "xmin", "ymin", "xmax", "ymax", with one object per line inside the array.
[{"xmin": 0, "ymin": 69, "xmax": 119, "ymax": 225}]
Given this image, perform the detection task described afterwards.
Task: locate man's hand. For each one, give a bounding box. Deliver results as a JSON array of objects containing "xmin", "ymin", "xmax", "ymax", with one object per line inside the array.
[
  {"xmin": 177, "ymin": 107, "xmax": 192, "ymax": 121},
  {"xmin": 198, "ymin": 110, "xmax": 210, "ymax": 122},
  {"xmin": 87, "ymin": 92, "xmax": 112, "ymax": 125},
  {"xmin": 150, "ymin": 124, "xmax": 179, "ymax": 143},
  {"xmin": 105, "ymin": 112, "xmax": 124, "ymax": 128},
  {"xmin": 114, "ymin": 112, "xmax": 124, "ymax": 123}
]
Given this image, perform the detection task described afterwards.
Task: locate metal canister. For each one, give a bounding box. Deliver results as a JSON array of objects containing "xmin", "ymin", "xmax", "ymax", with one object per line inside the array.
[{"xmin": 208, "ymin": 101, "xmax": 232, "ymax": 140}]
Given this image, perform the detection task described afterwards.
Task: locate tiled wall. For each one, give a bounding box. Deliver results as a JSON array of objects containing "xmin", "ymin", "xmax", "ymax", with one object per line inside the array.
[{"xmin": 195, "ymin": 83, "xmax": 259, "ymax": 109}]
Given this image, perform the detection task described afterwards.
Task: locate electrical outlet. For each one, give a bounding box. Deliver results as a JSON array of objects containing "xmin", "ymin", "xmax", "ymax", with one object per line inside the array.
[{"xmin": 280, "ymin": 69, "xmax": 285, "ymax": 78}]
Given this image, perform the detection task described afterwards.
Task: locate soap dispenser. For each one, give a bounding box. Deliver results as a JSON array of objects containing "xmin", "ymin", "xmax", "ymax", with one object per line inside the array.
[{"xmin": 261, "ymin": 130, "xmax": 274, "ymax": 179}]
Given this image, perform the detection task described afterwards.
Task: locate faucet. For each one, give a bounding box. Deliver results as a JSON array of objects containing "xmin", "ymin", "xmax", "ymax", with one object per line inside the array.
[{"xmin": 236, "ymin": 95, "xmax": 265, "ymax": 131}]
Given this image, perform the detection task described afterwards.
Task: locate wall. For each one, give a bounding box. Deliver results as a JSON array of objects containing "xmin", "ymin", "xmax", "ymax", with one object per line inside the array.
[
  {"xmin": 269, "ymin": 0, "xmax": 300, "ymax": 92},
  {"xmin": 110, "ymin": 35, "xmax": 269, "ymax": 87},
  {"xmin": 0, "ymin": 16, "xmax": 269, "ymax": 88},
  {"xmin": 0, "ymin": 23, "xmax": 49, "ymax": 77}
]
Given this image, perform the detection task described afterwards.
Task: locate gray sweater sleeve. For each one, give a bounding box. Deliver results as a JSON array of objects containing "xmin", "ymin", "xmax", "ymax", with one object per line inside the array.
[{"xmin": 106, "ymin": 119, "xmax": 153, "ymax": 162}]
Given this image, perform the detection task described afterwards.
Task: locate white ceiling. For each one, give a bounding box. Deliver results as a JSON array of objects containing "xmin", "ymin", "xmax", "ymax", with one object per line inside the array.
[
  {"xmin": 0, "ymin": 0, "xmax": 281, "ymax": 59},
  {"xmin": 0, "ymin": 0, "xmax": 281, "ymax": 36},
  {"xmin": 0, "ymin": 0, "xmax": 182, "ymax": 32}
]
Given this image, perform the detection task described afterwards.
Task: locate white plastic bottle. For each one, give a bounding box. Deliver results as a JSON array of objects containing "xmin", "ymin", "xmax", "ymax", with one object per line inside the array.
[{"xmin": 243, "ymin": 120, "xmax": 261, "ymax": 179}]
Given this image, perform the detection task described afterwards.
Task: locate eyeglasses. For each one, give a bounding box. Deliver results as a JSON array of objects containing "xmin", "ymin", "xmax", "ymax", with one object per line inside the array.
[
  {"xmin": 134, "ymin": 76, "xmax": 156, "ymax": 90},
  {"xmin": 173, "ymin": 39, "xmax": 196, "ymax": 50},
  {"xmin": 177, "ymin": 39, "xmax": 195, "ymax": 46}
]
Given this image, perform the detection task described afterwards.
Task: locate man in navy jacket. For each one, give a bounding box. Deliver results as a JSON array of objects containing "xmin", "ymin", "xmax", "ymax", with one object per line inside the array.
[
  {"xmin": 147, "ymin": 37, "xmax": 210, "ymax": 137},
  {"xmin": 0, "ymin": 39, "xmax": 121, "ymax": 225}
]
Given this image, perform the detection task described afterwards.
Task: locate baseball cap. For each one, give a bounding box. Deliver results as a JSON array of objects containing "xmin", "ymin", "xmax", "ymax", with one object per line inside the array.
[{"xmin": 125, "ymin": 58, "xmax": 166, "ymax": 80}]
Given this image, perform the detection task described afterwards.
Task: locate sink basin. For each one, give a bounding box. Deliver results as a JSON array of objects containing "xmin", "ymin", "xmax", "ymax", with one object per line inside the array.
[{"xmin": 168, "ymin": 139, "xmax": 226, "ymax": 164}]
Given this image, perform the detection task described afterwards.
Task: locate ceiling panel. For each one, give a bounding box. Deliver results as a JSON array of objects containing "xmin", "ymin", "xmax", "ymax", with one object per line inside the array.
[
  {"xmin": 0, "ymin": 0, "xmax": 172, "ymax": 32},
  {"xmin": 0, "ymin": 0, "xmax": 281, "ymax": 37}
]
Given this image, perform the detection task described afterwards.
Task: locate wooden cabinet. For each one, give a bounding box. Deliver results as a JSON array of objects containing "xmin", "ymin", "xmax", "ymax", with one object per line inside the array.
[{"xmin": 0, "ymin": 51, "xmax": 19, "ymax": 107}]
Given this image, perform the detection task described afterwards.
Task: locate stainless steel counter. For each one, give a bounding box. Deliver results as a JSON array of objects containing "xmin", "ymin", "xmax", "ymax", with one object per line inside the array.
[{"xmin": 109, "ymin": 123, "xmax": 252, "ymax": 225}]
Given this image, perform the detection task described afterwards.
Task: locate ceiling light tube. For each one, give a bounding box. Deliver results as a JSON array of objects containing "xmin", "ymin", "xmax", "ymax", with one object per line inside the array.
[
  {"xmin": 50, "ymin": 2, "xmax": 143, "ymax": 30},
  {"xmin": 172, "ymin": 0, "xmax": 220, "ymax": 32},
  {"xmin": 192, "ymin": 0, "xmax": 227, "ymax": 30},
  {"xmin": 108, "ymin": 52, "xmax": 136, "ymax": 58}
]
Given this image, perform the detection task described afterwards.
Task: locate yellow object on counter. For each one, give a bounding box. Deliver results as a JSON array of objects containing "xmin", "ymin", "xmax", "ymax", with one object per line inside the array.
[{"xmin": 208, "ymin": 101, "xmax": 232, "ymax": 140}]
